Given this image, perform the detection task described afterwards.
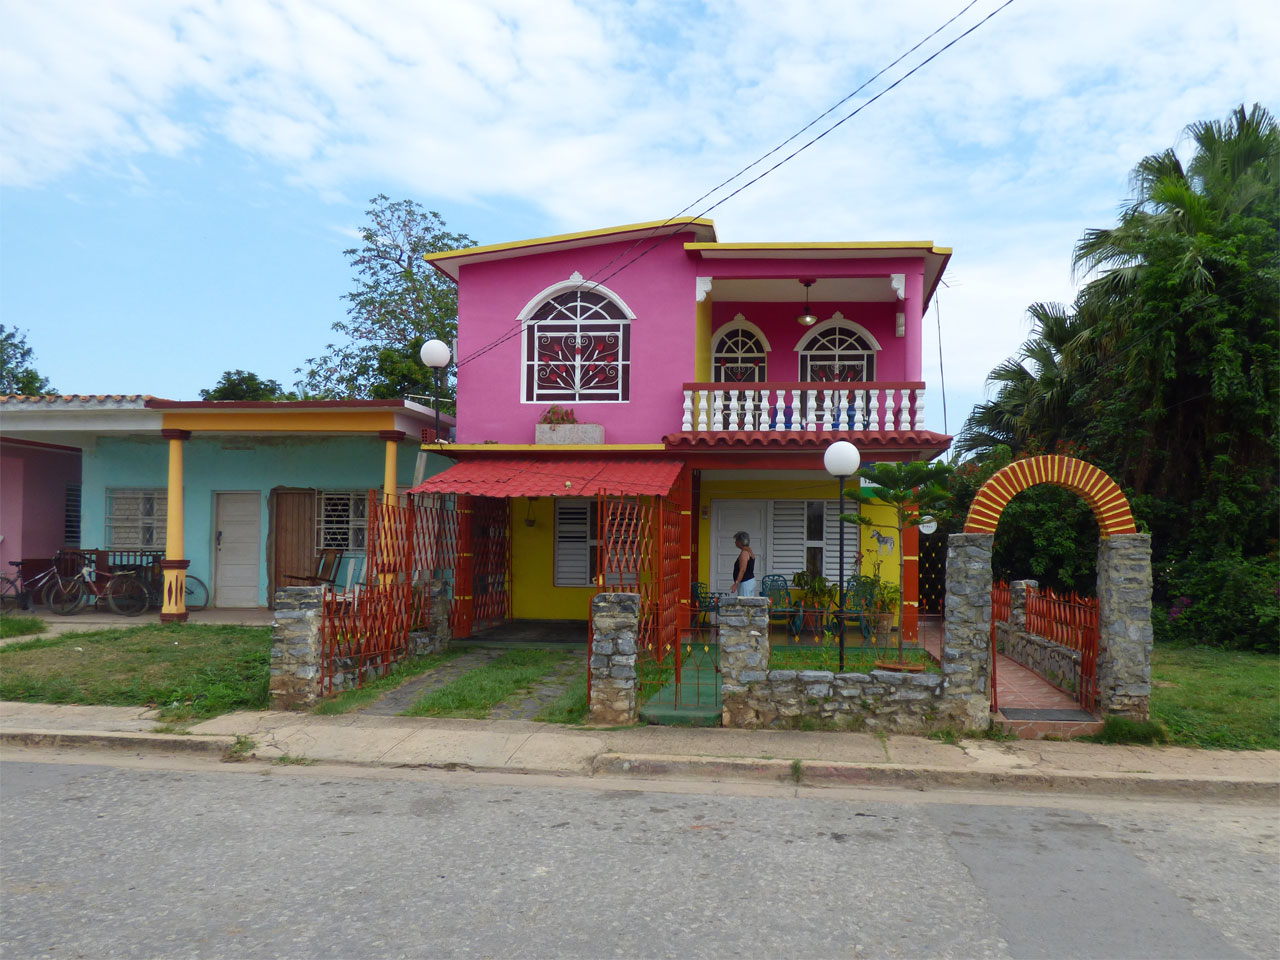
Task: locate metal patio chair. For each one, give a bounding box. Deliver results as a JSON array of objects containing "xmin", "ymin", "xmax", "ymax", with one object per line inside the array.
[
  {"xmin": 761, "ymin": 574, "xmax": 800, "ymax": 642},
  {"xmin": 690, "ymin": 581, "xmax": 718, "ymax": 629}
]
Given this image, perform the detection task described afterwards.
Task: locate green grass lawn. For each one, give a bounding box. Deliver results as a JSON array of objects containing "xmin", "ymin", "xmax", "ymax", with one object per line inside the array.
[
  {"xmin": 312, "ymin": 649, "xmax": 464, "ymax": 715},
  {"xmin": 0, "ymin": 623, "xmax": 271, "ymax": 721},
  {"xmin": 0, "ymin": 614, "xmax": 47, "ymax": 638},
  {"xmin": 534, "ymin": 672, "xmax": 589, "ymax": 724},
  {"xmin": 1151, "ymin": 644, "xmax": 1279, "ymax": 750},
  {"xmin": 401, "ymin": 649, "xmax": 573, "ymax": 718}
]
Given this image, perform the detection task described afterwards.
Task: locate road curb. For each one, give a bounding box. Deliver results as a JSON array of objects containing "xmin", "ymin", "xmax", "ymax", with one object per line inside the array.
[
  {"xmin": 1, "ymin": 729, "xmax": 238, "ymax": 757},
  {"xmin": 593, "ymin": 752, "xmax": 1280, "ymax": 802}
]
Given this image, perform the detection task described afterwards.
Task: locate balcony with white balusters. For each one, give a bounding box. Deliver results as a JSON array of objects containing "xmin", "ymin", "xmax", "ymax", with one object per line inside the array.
[{"xmin": 680, "ymin": 382, "xmax": 927, "ymax": 434}]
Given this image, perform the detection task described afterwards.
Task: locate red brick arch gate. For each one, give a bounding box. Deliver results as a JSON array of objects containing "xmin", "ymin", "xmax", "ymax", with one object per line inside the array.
[{"xmin": 943, "ymin": 455, "xmax": 1152, "ymax": 726}]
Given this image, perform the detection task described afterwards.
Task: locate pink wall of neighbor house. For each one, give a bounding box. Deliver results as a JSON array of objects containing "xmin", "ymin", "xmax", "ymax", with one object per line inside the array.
[
  {"xmin": 0, "ymin": 439, "xmax": 81, "ymax": 571},
  {"xmin": 454, "ymin": 232, "xmax": 702, "ymax": 444}
]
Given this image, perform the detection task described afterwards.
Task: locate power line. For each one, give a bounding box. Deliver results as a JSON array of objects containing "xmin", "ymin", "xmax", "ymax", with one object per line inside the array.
[{"xmin": 456, "ymin": 0, "xmax": 1016, "ymax": 371}]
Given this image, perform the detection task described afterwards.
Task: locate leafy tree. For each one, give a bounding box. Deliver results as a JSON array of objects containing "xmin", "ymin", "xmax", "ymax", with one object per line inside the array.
[
  {"xmin": 199, "ymin": 370, "xmax": 293, "ymax": 401},
  {"xmin": 0, "ymin": 325, "xmax": 53, "ymax": 395},
  {"xmin": 299, "ymin": 195, "xmax": 473, "ymax": 400},
  {"xmin": 954, "ymin": 104, "xmax": 1279, "ymax": 650},
  {"xmin": 845, "ymin": 459, "xmax": 953, "ymax": 666}
]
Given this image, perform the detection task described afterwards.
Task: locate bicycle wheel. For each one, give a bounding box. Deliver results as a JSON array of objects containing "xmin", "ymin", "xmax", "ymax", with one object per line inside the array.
[
  {"xmin": 183, "ymin": 575, "xmax": 210, "ymax": 612},
  {"xmin": 106, "ymin": 576, "xmax": 148, "ymax": 616},
  {"xmin": 48, "ymin": 578, "xmax": 86, "ymax": 616},
  {"xmin": 0, "ymin": 576, "xmax": 23, "ymax": 612}
]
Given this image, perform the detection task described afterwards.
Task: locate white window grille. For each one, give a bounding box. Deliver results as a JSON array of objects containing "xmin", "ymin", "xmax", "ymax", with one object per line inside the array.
[
  {"xmin": 64, "ymin": 484, "xmax": 82, "ymax": 548},
  {"xmin": 105, "ymin": 488, "xmax": 167, "ymax": 549},
  {"xmin": 316, "ymin": 492, "xmax": 368, "ymax": 553},
  {"xmin": 712, "ymin": 327, "xmax": 767, "ymax": 383},
  {"xmin": 524, "ymin": 290, "xmax": 630, "ymax": 402},
  {"xmin": 798, "ymin": 325, "xmax": 877, "ymax": 382}
]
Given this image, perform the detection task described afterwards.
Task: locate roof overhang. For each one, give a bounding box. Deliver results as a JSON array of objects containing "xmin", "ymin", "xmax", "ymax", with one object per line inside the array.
[
  {"xmin": 662, "ymin": 430, "xmax": 952, "ymax": 467},
  {"xmin": 424, "ymin": 218, "xmax": 718, "ymax": 282}
]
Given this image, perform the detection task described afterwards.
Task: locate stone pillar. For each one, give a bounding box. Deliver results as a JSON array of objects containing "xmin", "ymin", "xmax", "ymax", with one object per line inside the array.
[
  {"xmin": 589, "ymin": 593, "xmax": 639, "ymax": 724},
  {"xmin": 1096, "ymin": 534, "xmax": 1152, "ymax": 720},
  {"xmin": 719, "ymin": 597, "xmax": 770, "ymax": 727},
  {"xmin": 270, "ymin": 586, "xmax": 326, "ymax": 709},
  {"xmin": 1010, "ymin": 579, "xmax": 1037, "ymax": 629},
  {"xmin": 410, "ymin": 578, "xmax": 453, "ymax": 655},
  {"xmin": 941, "ymin": 533, "xmax": 993, "ymax": 730}
]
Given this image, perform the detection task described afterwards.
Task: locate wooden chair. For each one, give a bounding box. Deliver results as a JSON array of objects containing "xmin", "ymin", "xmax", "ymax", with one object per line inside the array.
[{"xmin": 282, "ymin": 548, "xmax": 343, "ymax": 587}]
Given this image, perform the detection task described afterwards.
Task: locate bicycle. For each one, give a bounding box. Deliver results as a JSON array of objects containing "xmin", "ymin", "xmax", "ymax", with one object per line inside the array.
[
  {"xmin": 46, "ymin": 562, "xmax": 150, "ymax": 617},
  {"xmin": 1, "ymin": 556, "xmax": 70, "ymax": 611},
  {"xmin": 125, "ymin": 561, "xmax": 209, "ymax": 613}
]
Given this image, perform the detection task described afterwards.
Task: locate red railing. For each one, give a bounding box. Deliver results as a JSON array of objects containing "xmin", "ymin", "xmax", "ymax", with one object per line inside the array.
[
  {"xmin": 990, "ymin": 580, "xmax": 1010, "ymax": 711},
  {"xmin": 1026, "ymin": 586, "xmax": 1099, "ymax": 710},
  {"xmin": 318, "ymin": 491, "xmax": 462, "ymax": 696}
]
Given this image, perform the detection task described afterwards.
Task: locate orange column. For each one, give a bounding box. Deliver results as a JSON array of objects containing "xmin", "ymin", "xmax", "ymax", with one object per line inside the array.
[
  {"xmin": 454, "ymin": 495, "xmax": 475, "ymax": 638},
  {"xmin": 902, "ymin": 512, "xmax": 919, "ymax": 644}
]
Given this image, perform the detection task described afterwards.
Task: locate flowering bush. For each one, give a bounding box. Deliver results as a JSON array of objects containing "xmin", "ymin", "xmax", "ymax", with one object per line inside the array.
[{"xmin": 537, "ymin": 405, "xmax": 578, "ymax": 425}]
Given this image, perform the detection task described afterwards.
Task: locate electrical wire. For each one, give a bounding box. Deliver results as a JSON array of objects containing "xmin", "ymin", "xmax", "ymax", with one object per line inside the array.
[{"xmin": 455, "ymin": 0, "xmax": 1017, "ymax": 371}]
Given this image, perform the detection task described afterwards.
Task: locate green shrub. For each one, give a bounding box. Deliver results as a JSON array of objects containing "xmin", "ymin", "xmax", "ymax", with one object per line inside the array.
[
  {"xmin": 1156, "ymin": 555, "xmax": 1280, "ymax": 652},
  {"xmin": 1090, "ymin": 715, "xmax": 1168, "ymax": 745}
]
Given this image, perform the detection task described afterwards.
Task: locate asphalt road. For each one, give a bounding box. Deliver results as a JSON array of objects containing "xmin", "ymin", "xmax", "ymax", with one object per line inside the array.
[{"xmin": 1, "ymin": 752, "xmax": 1276, "ymax": 960}]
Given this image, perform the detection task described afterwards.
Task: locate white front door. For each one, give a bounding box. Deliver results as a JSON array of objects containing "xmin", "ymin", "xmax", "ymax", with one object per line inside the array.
[
  {"xmin": 214, "ymin": 492, "xmax": 261, "ymax": 607},
  {"xmin": 710, "ymin": 500, "xmax": 767, "ymax": 594}
]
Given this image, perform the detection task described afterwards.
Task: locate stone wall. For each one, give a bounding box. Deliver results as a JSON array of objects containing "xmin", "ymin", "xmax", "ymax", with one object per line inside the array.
[
  {"xmin": 719, "ymin": 597, "xmax": 969, "ymax": 733},
  {"xmin": 939, "ymin": 533, "xmax": 995, "ymax": 731},
  {"xmin": 1096, "ymin": 534, "xmax": 1153, "ymax": 720},
  {"xmin": 588, "ymin": 592, "xmax": 639, "ymax": 724}
]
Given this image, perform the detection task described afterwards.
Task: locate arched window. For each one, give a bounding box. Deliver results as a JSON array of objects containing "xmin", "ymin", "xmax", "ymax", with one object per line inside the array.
[
  {"xmin": 712, "ymin": 322, "xmax": 769, "ymax": 382},
  {"xmin": 523, "ymin": 289, "xmax": 630, "ymax": 402},
  {"xmin": 797, "ymin": 321, "xmax": 878, "ymax": 382}
]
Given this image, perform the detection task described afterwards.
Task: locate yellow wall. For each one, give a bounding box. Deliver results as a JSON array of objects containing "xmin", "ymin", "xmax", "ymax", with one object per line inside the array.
[
  {"xmin": 696, "ymin": 474, "xmax": 900, "ymax": 587},
  {"xmin": 694, "ymin": 295, "xmax": 712, "ymax": 381},
  {"xmin": 509, "ymin": 496, "xmax": 596, "ymax": 620}
]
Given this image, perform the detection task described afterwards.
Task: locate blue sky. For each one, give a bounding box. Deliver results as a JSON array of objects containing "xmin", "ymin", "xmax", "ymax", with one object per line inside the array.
[{"xmin": 2, "ymin": 0, "xmax": 1276, "ymax": 436}]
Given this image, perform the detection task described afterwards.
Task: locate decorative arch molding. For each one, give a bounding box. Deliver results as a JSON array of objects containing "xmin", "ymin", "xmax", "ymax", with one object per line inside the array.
[
  {"xmin": 793, "ymin": 315, "xmax": 883, "ymax": 352},
  {"xmin": 515, "ymin": 274, "xmax": 637, "ymax": 324},
  {"xmin": 711, "ymin": 314, "xmax": 773, "ymax": 352},
  {"xmin": 964, "ymin": 455, "xmax": 1138, "ymax": 538}
]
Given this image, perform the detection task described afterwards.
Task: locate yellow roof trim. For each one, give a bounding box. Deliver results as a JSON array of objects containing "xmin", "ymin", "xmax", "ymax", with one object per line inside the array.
[
  {"xmin": 425, "ymin": 219, "xmax": 717, "ymax": 264},
  {"xmin": 685, "ymin": 241, "xmax": 949, "ymax": 253}
]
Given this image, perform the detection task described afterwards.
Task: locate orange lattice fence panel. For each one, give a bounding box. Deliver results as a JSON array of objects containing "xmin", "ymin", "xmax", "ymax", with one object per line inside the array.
[
  {"xmin": 600, "ymin": 494, "xmax": 658, "ymax": 654},
  {"xmin": 1026, "ymin": 585, "xmax": 1099, "ymax": 710},
  {"xmin": 472, "ymin": 497, "xmax": 511, "ymax": 632}
]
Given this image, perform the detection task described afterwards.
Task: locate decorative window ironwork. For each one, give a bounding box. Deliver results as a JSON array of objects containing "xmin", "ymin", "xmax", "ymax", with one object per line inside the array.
[
  {"xmin": 712, "ymin": 327, "xmax": 767, "ymax": 382},
  {"xmin": 524, "ymin": 290, "xmax": 630, "ymax": 402},
  {"xmin": 316, "ymin": 491, "xmax": 367, "ymax": 552},
  {"xmin": 798, "ymin": 325, "xmax": 876, "ymax": 382},
  {"xmin": 105, "ymin": 488, "xmax": 167, "ymax": 549}
]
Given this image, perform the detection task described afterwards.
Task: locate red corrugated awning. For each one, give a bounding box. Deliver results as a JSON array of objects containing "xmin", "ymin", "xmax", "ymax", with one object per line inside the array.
[{"xmin": 408, "ymin": 458, "xmax": 684, "ymax": 498}]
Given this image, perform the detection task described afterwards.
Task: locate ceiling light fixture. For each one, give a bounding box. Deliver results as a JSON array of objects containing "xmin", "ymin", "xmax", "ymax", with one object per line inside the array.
[{"xmin": 796, "ymin": 279, "xmax": 818, "ymax": 327}]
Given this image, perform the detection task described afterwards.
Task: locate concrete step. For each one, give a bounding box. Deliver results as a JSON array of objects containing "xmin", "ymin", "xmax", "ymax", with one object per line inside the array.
[{"xmin": 994, "ymin": 708, "xmax": 1103, "ymax": 740}]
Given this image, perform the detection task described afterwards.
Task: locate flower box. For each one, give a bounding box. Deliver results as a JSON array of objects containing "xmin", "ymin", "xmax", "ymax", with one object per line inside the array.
[{"xmin": 534, "ymin": 423, "xmax": 605, "ymax": 444}]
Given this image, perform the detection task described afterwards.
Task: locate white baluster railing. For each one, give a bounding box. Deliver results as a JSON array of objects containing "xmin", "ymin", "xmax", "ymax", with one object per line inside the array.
[
  {"xmin": 682, "ymin": 390, "xmax": 693, "ymax": 430},
  {"xmin": 678, "ymin": 382, "xmax": 924, "ymax": 435}
]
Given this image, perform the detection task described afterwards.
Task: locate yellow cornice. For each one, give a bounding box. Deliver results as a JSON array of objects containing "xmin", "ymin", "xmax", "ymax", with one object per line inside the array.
[
  {"xmin": 423, "ymin": 443, "xmax": 668, "ymax": 453},
  {"xmin": 162, "ymin": 411, "xmax": 397, "ymax": 433},
  {"xmin": 685, "ymin": 241, "xmax": 949, "ymax": 254},
  {"xmin": 426, "ymin": 219, "xmax": 717, "ymax": 264}
]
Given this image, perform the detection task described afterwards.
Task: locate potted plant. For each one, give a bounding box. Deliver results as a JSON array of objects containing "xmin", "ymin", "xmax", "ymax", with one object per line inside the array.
[
  {"xmin": 534, "ymin": 405, "xmax": 606, "ymax": 444},
  {"xmin": 870, "ymin": 578, "xmax": 901, "ymax": 648},
  {"xmin": 790, "ymin": 570, "xmax": 837, "ymax": 638}
]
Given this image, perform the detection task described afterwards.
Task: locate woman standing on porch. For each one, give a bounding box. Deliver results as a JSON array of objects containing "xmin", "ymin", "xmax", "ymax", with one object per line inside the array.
[{"xmin": 730, "ymin": 532, "xmax": 757, "ymax": 598}]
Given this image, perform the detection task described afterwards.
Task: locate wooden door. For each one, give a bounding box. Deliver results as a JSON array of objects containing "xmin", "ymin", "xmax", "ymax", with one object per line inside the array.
[{"xmin": 269, "ymin": 488, "xmax": 315, "ymax": 604}]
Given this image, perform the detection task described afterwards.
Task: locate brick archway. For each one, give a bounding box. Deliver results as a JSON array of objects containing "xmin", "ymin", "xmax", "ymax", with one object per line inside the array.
[{"xmin": 963, "ymin": 455, "xmax": 1137, "ymax": 537}]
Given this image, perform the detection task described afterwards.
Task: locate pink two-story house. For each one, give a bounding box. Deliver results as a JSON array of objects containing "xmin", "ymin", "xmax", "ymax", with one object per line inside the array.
[{"xmin": 411, "ymin": 218, "xmax": 951, "ymax": 643}]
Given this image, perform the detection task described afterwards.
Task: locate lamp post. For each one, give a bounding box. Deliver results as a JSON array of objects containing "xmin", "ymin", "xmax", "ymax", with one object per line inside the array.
[
  {"xmin": 823, "ymin": 440, "xmax": 861, "ymax": 672},
  {"xmin": 418, "ymin": 339, "xmax": 451, "ymax": 445}
]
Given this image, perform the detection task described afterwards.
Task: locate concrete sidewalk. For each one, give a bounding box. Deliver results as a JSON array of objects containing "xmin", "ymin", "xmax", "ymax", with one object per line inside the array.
[{"xmin": 1, "ymin": 701, "xmax": 1277, "ymax": 801}]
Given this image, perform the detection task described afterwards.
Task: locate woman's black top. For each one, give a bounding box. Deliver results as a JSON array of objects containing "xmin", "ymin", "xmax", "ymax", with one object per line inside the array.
[{"xmin": 733, "ymin": 553, "xmax": 755, "ymax": 582}]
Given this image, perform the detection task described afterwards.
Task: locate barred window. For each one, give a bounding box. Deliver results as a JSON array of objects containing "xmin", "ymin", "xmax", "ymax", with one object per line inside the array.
[
  {"xmin": 316, "ymin": 492, "xmax": 367, "ymax": 553},
  {"xmin": 712, "ymin": 326, "xmax": 768, "ymax": 383},
  {"xmin": 105, "ymin": 488, "xmax": 167, "ymax": 549},
  {"xmin": 798, "ymin": 324, "xmax": 877, "ymax": 382},
  {"xmin": 524, "ymin": 290, "xmax": 630, "ymax": 403},
  {"xmin": 64, "ymin": 484, "xmax": 82, "ymax": 548}
]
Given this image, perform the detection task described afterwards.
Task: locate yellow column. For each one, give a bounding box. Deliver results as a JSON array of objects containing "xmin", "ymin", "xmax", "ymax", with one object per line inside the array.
[
  {"xmin": 378, "ymin": 431, "xmax": 405, "ymax": 584},
  {"xmin": 160, "ymin": 429, "xmax": 190, "ymax": 622}
]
